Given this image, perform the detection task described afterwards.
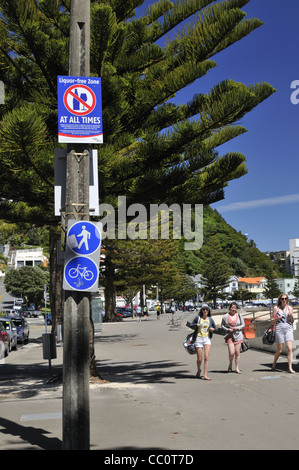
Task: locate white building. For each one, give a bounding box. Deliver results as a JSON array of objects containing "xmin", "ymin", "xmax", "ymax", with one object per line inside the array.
[
  {"xmin": 10, "ymin": 248, "xmax": 47, "ymax": 269},
  {"xmin": 191, "ymin": 274, "xmax": 239, "ymax": 298},
  {"xmin": 289, "ymin": 239, "xmax": 299, "ymax": 276},
  {"xmin": 222, "ymin": 276, "xmax": 239, "ymax": 296},
  {"xmin": 275, "ymin": 278, "xmax": 296, "ymax": 298}
]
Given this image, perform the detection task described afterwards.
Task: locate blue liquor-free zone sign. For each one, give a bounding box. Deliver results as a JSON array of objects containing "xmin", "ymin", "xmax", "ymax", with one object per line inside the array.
[{"xmin": 58, "ymin": 76, "xmax": 103, "ymax": 144}]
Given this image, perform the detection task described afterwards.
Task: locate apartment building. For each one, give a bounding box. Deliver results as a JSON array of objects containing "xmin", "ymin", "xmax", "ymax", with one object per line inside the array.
[
  {"xmin": 238, "ymin": 277, "xmax": 267, "ymax": 299},
  {"xmin": 10, "ymin": 248, "xmax": 47, "ymax": 269},
  {"xmin": 289, "ymin": 239, "xmax": 299, "ymax": 276}
]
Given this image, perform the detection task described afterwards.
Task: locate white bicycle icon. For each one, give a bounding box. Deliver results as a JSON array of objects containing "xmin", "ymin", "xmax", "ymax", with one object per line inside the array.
[{"xmin": 68, "ymin": 264, "xmax": 94, "ymax": 281}]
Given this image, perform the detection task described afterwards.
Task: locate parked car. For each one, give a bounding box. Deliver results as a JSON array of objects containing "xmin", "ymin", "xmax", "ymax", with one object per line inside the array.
[
  {"xmin": 13, "ymin": 299, "xmax": 24, "ymax": 311},
  {"xmin": 116, "ymin": 307, "xmax": 132, "ymax": 318},
  {"xmin": 3, "ymin": 309, "xmax": 19, "ymax": 316},
  {"xmin": 9, "ymin": 316, "xmax": 29, "ymax": 344},
  {"xmin": 0, "ymin": 322, "xmax": 9, "ymax": 359},
  {"xmin": 45, "ymin": 311, "xmax": 52, "ymax": 325},
  {"xmin": 19, "ymin": 306, "xmax": 40, "ymax": 318},
  {"xmin": 0, "ymin": 317, "xmax": 18, "ymax": 351}
]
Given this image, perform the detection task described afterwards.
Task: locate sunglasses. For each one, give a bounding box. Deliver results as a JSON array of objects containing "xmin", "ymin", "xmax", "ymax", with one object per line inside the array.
[{"xmin": 281, "ymin": 297, "xmax": 288, "ymax": 300}]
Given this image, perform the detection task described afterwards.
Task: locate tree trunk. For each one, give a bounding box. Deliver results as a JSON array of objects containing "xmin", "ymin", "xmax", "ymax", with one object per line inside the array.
[
  {"xmin": 49, "ymin": 228, "xmax": 64, "ymax": 337},
  {"xmin": 104, "ymin": 255, "xmax": 119, "ymax": 322}
]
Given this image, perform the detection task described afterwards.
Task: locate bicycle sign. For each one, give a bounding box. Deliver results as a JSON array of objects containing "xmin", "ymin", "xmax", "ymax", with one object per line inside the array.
[
  {"xmin": 69, "ymin": 264, "xmax": 94, "ymax": 281},
  {"xmin": 64, "ymin": 257, "xmax": 98, "ymax": 291},
  {"xmin": 63, "ymin": 220, "xmax": 103, "ymax": 292}
]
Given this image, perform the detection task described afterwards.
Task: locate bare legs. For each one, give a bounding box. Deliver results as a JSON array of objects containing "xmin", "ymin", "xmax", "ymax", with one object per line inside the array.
[
  {"xmin": 196, "ymin": 344, "xmax": 211, "ymax": 380},
  {"xmin": 227, "ymin": 342, "xmax": 242, "ymax": 374},
  {"xmin": 272, "ymin": 341, "xmax": 295, "ymax": 374}
]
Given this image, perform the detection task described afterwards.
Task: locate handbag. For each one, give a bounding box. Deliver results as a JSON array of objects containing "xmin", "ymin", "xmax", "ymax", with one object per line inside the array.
[
  {"xmin": 262, "ymin": 326, "xmax": 276, "ymax": 345},
  {"xmin": 183, "ymin": 331, "xmax": 197, "ymax": 355},
  {"xmin": 240, "ymin": 338, "xmax": 250, "ymax": 353},
  {"xmin": 262, "ymin": 310, "xmax": 278, "ymax": 345}
]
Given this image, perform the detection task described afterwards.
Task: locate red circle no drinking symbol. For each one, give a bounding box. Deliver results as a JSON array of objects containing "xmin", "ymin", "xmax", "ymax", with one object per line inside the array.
[{"xmin": 64, "ymin": 84, "xmax": 96, "ymax": 116}]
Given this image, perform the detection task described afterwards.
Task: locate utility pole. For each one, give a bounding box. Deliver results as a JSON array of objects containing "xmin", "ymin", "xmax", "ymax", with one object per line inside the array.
[{"xmin": 62, "ymin": 0, "xmax": 91, "ymax": 450}]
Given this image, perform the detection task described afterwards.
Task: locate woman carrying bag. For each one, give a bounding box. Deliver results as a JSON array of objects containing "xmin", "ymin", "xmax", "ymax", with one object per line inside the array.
[
  {"xmin": 189, "ymin": 304, "xmax": 217, "ymax": 381},
  {"xmin": 221, "ymin": 302, "xmax": 245, "ymax": 374},
  {"xmin": 271, "ymin": 294, "xmax": 295, "ymax": 374}
]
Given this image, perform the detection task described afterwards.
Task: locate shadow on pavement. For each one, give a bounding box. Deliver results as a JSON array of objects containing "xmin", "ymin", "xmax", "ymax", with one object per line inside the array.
[
  {"xmin": 0, "ymin": 417, "xmax": 62, "ymax": 450},
  {"xmin": 98, "ymin": 359, "xmax": 192, "ymax": 384}
]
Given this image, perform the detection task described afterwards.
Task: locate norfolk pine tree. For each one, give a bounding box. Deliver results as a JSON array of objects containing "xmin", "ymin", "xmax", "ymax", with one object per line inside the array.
[
  {"xmin": 263, "ymin": 271, "xmax": 281, "ymax": 310},
  {"xmin": 0, "ymin": 3, "xmax": 275, "ymax": 326},
  {"xmin": 200, "ymin": 235, "xmax": 232, "ymax": 307}
]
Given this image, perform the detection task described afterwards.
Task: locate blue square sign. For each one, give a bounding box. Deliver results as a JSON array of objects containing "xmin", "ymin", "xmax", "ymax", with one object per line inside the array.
[
  {"xmin": 63, "ymin": 220, "xmax": 103, "ymax": 292},
  {"xmin": 58, "ymin": 76, "xmax": 103, "ymax": 144}
]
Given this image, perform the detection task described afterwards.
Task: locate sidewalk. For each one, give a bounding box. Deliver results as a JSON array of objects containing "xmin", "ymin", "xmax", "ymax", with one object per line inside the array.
[{"xmin": 1, "ymin": 312, "xmax": 299, "ymax": 450}]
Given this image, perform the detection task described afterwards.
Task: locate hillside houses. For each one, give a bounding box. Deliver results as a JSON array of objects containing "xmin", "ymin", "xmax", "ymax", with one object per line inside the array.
[{"xmin": 192, "ymin": 275, "xmax": 296, "ymax": 300}]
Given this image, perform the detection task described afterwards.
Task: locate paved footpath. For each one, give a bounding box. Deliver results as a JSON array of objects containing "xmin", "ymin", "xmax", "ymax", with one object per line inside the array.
[{"xmin": 1, "ymin": 312, "xmax": 299, "ymax": 451}]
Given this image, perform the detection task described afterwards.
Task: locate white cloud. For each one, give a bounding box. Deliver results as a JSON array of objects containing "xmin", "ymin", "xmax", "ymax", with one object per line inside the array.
[{"xmin": 217, "ymin": 193, "xmax": 299, "ymax": 212}]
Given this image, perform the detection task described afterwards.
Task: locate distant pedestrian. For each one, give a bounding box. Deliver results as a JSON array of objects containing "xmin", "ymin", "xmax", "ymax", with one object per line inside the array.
[
  {"xmin": 143, "ymin": 305, "xmax": 148, "ymax": 319},
  {"xmin": 136, "ymin": 305, "xmax": 142, "ymax": 321},
  {"xmin": 271, "ymin": 293, "xmax": 295, "ymax": 374},
  {"xmin": 189, "ymin": 304, "xmax": 217, "ymax": 380},
  {"xmin": 156, "ymin": 303, "xmax": 161, "ymax": 319},
  {"xmin": 221, "ymin": 302, "xmax": 245, "ymax": 374}
]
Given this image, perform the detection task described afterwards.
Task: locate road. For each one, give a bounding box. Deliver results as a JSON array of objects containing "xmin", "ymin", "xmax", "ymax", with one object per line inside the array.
[
  {"xmin": 25, "ymin": 316, "xmax": 49, "ymax": 340},
  {"xmin": 1, "ymin": 312, "xmax": 299, "ymax": 451}
]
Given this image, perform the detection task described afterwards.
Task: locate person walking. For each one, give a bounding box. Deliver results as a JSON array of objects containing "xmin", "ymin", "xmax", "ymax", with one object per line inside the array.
[
  {"xmin": 221, "ymin": 302, "xmax": 245, "ymax": 374},
  {"xmin": 190, "ymin": 304, "xmax": 217, "ymax": 381},
  {"xmin": 156, "ymin": 303, "xmax": 161, "ymax": 319},
  {"xmin": 271, "ymin": 293, "xmax": 295, "ymax": 374},
  {"xmin": 143, "ymin": 305, "xmax": 148, "ymax": 319},
  {"xmin": 136, "ymin": 305, "xmax": 142, "ymax": 321}
]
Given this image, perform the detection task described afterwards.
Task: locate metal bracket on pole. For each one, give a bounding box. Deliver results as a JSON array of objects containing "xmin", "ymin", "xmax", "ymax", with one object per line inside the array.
[{"xmin": 70, "ymin": 151, "xmax": 90, "ymax": 164}]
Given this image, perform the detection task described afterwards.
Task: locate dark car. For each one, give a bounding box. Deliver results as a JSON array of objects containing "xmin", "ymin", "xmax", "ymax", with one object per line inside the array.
[
  {"xmin": 116, "ymin": 307, "xmax": 132, "ymax": 318},
  {"xmin": 0, "ymin": 317, "xmax": 18, "ymax": 351},
  {"xmin": 19, "ymin": 306, "xmax": 40, "ymax": 318},
  {"xmin": 9, "ymin": 316, "xmax": 30, "ymax": 344},
  {"xmin": 45, "ymin": 311, "xmax": 52, "ymax": 325},
  {"xmin": 0, "ymin": 322, "xmax": 9, "ymax": 359}
]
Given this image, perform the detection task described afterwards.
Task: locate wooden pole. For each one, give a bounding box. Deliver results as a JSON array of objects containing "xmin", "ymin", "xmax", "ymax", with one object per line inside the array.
[{"xmin": 62, "ymin": 0, "xmax": 91, "ymax": 451}]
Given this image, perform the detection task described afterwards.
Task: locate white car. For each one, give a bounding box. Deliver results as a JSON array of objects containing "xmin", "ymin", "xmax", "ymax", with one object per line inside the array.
[{"xmin": 0, "ymin": 318, "xmax": 18, "ymax": 351}]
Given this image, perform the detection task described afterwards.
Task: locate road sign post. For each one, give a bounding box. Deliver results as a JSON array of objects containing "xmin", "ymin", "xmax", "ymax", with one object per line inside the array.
[
  {"xmin": 63, "ymin": 220, "xmax": 102, "ymax": 292},
  {"xmin": 62, "ymin": 0, "xmax": 91, "ymax": 451}
]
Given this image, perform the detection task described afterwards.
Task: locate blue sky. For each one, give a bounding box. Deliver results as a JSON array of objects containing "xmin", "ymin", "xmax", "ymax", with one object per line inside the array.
[{"xmin": 137, "ymin": 0, "xmax": 299, "ymax": 253}]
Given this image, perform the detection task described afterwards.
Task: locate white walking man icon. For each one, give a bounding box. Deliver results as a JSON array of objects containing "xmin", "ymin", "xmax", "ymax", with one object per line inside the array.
[{"xmin": 77, "ymin": 225, "xmax": 91, "ymax": 251}]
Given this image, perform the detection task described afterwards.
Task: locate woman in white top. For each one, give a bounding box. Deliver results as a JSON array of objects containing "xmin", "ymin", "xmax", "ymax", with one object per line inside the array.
[{"xmin": 271, "ymin": 293, "xmax": 295, "ymax": 374}]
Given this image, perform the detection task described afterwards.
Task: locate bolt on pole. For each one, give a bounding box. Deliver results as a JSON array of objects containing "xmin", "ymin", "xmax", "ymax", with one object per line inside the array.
[{"xmin": 62, "ymin": 0, "xmax": 91, "ymax": 451}]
